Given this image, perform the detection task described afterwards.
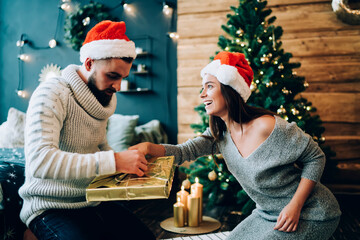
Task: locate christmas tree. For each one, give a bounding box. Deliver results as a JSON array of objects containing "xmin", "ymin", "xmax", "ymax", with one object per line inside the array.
[{"xmin": 180, "ymin": 0, "xmax": 335, "ymax": 216}]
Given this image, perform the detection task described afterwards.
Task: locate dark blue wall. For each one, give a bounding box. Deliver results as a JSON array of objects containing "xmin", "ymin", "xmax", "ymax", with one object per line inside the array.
[{"xmin": 0, "ymin": 0, "xmax": 178, "ymax": 143}]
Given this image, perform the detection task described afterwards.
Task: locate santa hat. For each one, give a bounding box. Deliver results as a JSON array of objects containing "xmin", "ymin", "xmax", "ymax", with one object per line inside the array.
[
  {"xmin": 200, "ymin": 51, "xmax": 254, "ymax": 102},
  {"xmin": 80, "ymin": 20, "xmax": 136, "ymax": 63}
]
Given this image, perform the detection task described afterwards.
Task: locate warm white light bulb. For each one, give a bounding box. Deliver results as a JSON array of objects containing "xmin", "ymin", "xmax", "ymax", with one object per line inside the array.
[
  {"xmin": 19, "ymin": 54, "xmax": 30, "ymax": 62},
  {"xmin": 123, "ymin": 3, "xmax": 132, "ymax": 12},
  {"xmin": 169, "ymin": 32, "xmax": 179, "ymax": 39},
  {"xmin": 163, "ymin": 4, "xmax": 172, "ymax": 15},
  {"xmin": 61, "ymin": 3, "xmax": 71, "ymax": 11},
  {"xmin": 49, "ymin": 39, "xmax": 57, "ymax": 48},
  {"xmin": 16, "ymin": 40, "xmax": 25, "ymax": 47},
  {"xmin": 17, "ymin": 90, "xmax": 27, "ymax": 98}
]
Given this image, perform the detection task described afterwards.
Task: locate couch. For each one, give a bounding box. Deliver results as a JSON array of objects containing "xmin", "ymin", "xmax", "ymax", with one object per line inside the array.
[{"xmin": 0, "ymin": 107, "xmax": 168, "ymax": 240}]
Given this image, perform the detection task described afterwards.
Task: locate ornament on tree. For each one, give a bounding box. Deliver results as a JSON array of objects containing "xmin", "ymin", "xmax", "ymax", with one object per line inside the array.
[
  {"xmin": 208, "ymin": 170, "xmax": 217, "ymax": 181},
  {"xmin": 250, "ymin": 82, "xmax": 257, "ymax": 91},
  {"xmin": 236, "ymin": 29, "xmax": 244, "ymax": 36},
  {"xmin": 291, "ymin": 108, "xmax": 299, "ymax": 115},
  {"xmin": 260, "ymin": 56, "xmax": 269, "ymax": 63},
  {"xmin": 277, "ymin": 105, "xmax": 286, "ymax": 114},
  {"xmin": 182, "ymin": 178, "xmax": 191, "ymax": 190},
  {"xmin": 266, "ymin": 82, "xmax": 273, "ymax": 87},
  {"xmin": 278, "ymin": 64, "xmax": 284, "ymax": 70},
  {"xmin": 282, "ymin": 88, "xmax": 289, "ymax": 95}
]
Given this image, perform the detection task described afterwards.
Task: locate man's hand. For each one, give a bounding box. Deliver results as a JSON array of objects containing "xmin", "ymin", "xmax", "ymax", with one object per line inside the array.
[
  {"xmin": 274, "ymin": 202, "xmax": 301, "ymax": 232},
  {"xmin": 114, "ymin": 150, "xmax": 148, "ymax": 176}
]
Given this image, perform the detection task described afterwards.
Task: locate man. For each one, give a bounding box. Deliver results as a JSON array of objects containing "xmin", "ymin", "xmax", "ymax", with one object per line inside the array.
[{"xmin": 19, "ymin": 21, "xmax": 155, "ymax": 240}]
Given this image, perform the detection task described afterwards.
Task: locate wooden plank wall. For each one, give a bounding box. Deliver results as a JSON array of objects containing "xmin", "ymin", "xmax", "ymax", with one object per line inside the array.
[{"xmin": 177, "ymin": 0, "xmax": 360, "ymax": 161}]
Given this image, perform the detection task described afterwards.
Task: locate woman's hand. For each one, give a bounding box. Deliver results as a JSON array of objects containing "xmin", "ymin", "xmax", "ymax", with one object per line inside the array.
[
  {"xmin": 129, "ymin": 142, "xmax": 151, "ymax": 156},
  {"xmin": 129, "ymin": 142, "xmax": 166, "ymax": 158},
  {"xmin": 274, "ymin": 177, "xmax": 316, "ymax": 232},
  {"xmin": 274, "ymin": 202, "xmax": 301, "ymax": 232}
]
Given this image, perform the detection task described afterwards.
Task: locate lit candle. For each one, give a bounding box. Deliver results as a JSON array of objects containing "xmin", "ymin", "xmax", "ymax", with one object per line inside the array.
[
  {"xmin": 173, "ymin": 197, "xmax": 185, "ymax": 227},
  {"xmin": 187, "ymin": 194, "xmax": 200, "ymax": 227},
  {"xmin": 191, "ymin": 177, "xmax": 203, "ymax": 222},
  {"xmin": 176, "ymin": 185, "xmax": 189, "ymax": 225}
]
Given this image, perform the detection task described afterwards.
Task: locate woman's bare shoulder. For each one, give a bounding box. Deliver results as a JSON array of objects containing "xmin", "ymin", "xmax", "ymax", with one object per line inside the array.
[{"xmin": 253, "ymin": 115, "xmax": 276, "ymax": 137}]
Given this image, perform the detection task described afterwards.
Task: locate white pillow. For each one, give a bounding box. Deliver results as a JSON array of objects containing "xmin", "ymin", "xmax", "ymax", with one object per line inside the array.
[
  {"xmin": 0, "ymin": 108, "xmax": 26, "ymax": 148},
  {"xmin": 106, "ymin": 114, "xmax": 139, "ymax": 152}
]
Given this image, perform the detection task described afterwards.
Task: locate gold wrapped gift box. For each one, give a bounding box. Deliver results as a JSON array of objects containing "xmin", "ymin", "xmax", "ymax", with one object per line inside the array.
[{"xmin": 86, "ymin": 156, "xmax": 176, "ymax": 202}]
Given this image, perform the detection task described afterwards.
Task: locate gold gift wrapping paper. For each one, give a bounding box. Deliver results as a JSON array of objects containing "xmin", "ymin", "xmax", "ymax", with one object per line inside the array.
[{"xmin": 86, "ymin": 156, "xmax": 175, "ymax": 202}]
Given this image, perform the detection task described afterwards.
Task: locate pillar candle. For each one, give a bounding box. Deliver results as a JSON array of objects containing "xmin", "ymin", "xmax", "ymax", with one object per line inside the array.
[
  {"xmin": 173, "ymin": 197, "xmax": 185, "ymax": 227},
  {"xmin": 191, "ymin": 177, "xmax": 203, "ymax": 222},
  {"xmin": 176, "ymin": 185, "xmax": 189, "ymax": 225},
  {"xmin": 187, "ymin": 194, "xmax": 200, "ymax": 227}
]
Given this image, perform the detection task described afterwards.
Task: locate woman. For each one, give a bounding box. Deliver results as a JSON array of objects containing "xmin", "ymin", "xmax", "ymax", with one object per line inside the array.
[{"xmin": 130, "ymin": 51, "xmax": 341, "ymax": 239}]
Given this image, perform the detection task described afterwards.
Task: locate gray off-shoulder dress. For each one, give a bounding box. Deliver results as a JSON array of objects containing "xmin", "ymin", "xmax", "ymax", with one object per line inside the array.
[{"xmin": 163, "ymin": 115, "xmax": 341, "ymax": 240}]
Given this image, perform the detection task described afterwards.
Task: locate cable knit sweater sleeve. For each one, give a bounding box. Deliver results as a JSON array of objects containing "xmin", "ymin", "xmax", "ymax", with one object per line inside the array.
[
  {"xmin": 162, "ymin": 128, "xmax": 217, "ymax": 165},
  {"xmin": 25, "ymin": 79, "xmax": 116, "ymax": 180}
]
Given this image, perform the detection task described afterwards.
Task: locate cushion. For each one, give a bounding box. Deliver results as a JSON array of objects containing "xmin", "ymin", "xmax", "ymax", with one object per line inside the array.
[
  {"xmin": 106, "ymin": 114, "xmax": 139, "ymax": 152},
  {"xmin": 0, "ymin": 148, "xmax": 26, "ymax": 239},
  {"xmin": 0, "ymin": 108, "xmax": 26, "ymax": 148},
  {"xmin": 134, "ymin": 120, "xmax": 168, "ymax": 144}
]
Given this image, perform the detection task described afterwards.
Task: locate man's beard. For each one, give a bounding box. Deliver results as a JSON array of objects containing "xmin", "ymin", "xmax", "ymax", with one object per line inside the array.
[{"xmin": 87, "ymin": 74, "xmax": 115, "ymax": 107}]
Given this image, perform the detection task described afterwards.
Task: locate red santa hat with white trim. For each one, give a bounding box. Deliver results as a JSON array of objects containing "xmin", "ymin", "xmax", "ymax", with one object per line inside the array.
[
  {"xmin": 80, "ymin": 20, "xmax": 136, "ymax": 63},
  {"xmin": 200, "ymin": 51, "xmax": 254, "ymax": 102}
]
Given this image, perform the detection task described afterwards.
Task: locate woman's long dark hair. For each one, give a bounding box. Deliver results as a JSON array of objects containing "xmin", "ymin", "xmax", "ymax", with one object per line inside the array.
[{"xmin": 209, "ymin": 84, "xmax": 274, "ymax": 142}]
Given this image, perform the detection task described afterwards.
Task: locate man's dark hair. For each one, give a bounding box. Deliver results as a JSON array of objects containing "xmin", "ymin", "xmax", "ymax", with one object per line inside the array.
[
  {"xmin": 95, "ymin": 57, "xmax": 134, "ymax": 64},
  {"xmin": 120, "ymin": 57, "xmax": 134, "ymax": 63}
]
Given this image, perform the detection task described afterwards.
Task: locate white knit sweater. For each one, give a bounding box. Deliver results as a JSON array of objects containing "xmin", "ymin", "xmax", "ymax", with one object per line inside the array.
[{"xmin": 19, "ymin": 65, "xmax": 117, "ymax": 226}]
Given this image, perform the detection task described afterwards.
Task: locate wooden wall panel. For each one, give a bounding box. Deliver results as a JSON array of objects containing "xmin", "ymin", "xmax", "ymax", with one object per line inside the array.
[
  {"xmin": 300, "ymin": 93, "xmax": 360, "ymax": 123},
  {"xmin": 293, "ymin": 55, "xmax": 360, "ymax": 83},
  {"xmin": 178, "ymin": 3, "xmax": 356, "ymax": 39},
  {"xmin": 178, "ymin": 0, "xmax": 331, "ymax": 15},
  {"xmin": 177, "ymin": 0, "xmax": 360, "ymax": 161}
]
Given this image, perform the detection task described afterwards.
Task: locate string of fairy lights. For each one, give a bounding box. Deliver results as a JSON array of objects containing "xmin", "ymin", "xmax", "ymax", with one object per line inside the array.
[{"xmin": 15, "ymin": 0, "xmax": 178, "ymax": 98}]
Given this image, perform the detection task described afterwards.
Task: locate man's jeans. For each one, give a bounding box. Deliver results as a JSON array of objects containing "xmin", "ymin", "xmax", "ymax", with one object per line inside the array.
[{"xmin": 29, "ymin": 201, "xmax": 155, "ymax": 240}]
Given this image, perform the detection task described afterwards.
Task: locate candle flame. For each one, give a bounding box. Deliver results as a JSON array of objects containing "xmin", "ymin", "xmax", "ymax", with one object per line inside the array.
[
  {"xmin": 177, "ymin": 197, "xmax": 181, "ymax": 202},
  {"xmin": 195, "ymin": 177, "xmax": 199, "ymax": 183},
  {"xmin": 181, "ymin": 185, "xmax": 185, "ymax": 191}
]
